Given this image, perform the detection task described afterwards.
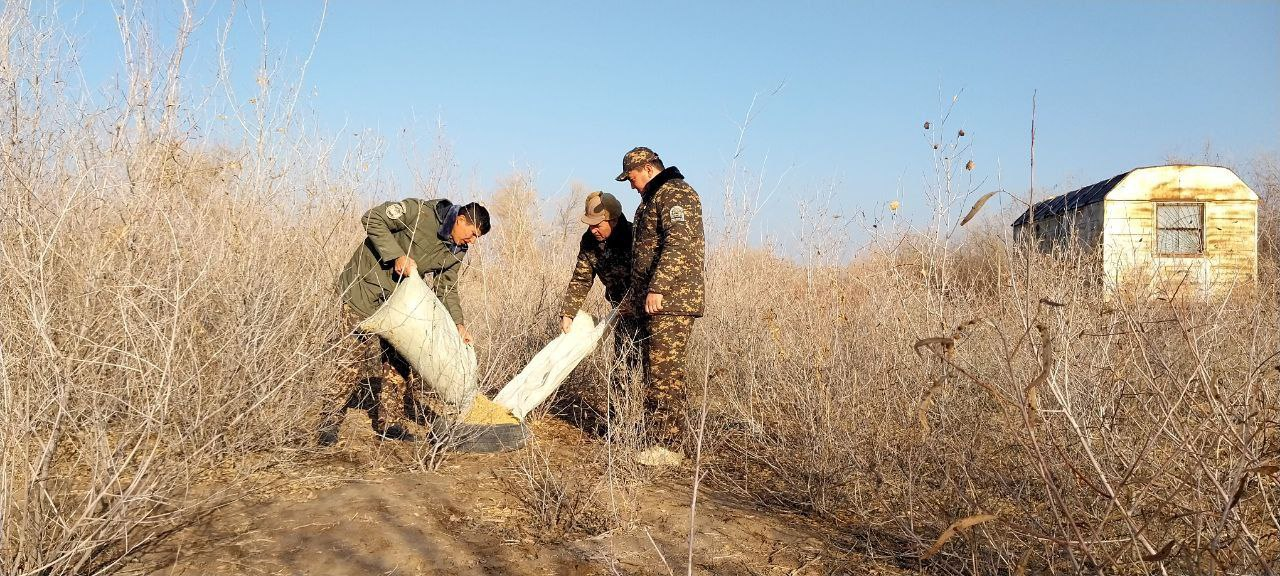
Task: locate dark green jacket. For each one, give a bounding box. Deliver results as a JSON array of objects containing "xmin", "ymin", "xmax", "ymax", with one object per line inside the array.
[
  {"xmin": 630, "ymin": 167, "xmax": 705, "ymax": 317},
  {"xmin": 560, "ymin": 219, "xmax": 633, "ymax": 318},
  {"xmin": 337, "ymin": 198, "xmax": 469, "ymax": 323}
]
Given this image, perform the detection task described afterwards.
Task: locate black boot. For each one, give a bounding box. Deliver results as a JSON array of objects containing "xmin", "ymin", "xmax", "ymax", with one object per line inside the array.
[
  {"xmin": 317, "ymin": 423, "xmax": 340, "ymax": 447},
  {"xmin": 379, "ymin": 422, "xmax": 418, "ymax": 443}
]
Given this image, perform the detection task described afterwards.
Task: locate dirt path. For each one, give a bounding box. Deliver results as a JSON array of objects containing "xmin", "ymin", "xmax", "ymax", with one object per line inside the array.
[{"xmin": 128, "ymin": 417, "xmax": 903, "ymax": 575}]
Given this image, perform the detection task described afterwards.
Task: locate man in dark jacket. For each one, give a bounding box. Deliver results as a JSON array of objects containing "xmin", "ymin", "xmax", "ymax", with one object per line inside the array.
[
  {"xmin": 616, "ymin": 147, "xmax": 705, "ymax": 467},
  {"xmin": 559, "ymin": 191, "xmax": 638, "ymax": 356},
  {"xmin": 319, "ymin": 199, "xmax": 490, "ymax": 445}
]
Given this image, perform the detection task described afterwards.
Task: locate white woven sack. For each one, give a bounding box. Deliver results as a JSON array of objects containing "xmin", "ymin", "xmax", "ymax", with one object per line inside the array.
[
  {"xmin": 357, "ymin": 273, "xmax": 478, "ymax": 406},
  {"xmin": 493, "ymin": 310, "xmax": 612, "ymax": 420}
]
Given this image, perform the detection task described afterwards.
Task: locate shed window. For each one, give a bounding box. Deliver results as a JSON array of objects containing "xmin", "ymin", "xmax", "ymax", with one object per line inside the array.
[{"xmin": 1155, "ymin": 203, "xmax": 1204, "ymax": 255}]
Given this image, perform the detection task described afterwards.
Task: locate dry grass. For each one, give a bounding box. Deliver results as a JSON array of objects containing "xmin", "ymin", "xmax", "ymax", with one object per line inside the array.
[
  {"xmin": 2, "ymin": 4, "xmax": 1277, "ymax": 575},
  {"xmin": 696, "ymin": 235, "xmax": 1279, "ymax": 574},
  {"xmin": 0, "ymin": 4, "xmax": 360, "ymax": 572}
]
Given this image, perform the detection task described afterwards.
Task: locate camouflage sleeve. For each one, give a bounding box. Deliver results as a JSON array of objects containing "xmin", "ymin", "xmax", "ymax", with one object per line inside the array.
[
  {"xmin": 648, "ymin": 186, "xmax": 704, "ymax": 296},
  {"xmin": 560, "ymin": 244, "xmax": 596, "ymax": 318},
  {"xmin": 432, "ymin": 256, "xmax": 466, "ymax": 324},
  {"xmin": 360, "ymin": 199, "xmax": 421, "ymax": 263}
]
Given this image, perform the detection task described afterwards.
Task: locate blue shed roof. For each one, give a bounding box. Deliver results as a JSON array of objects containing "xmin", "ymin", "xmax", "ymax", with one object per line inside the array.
[{"xmin": 1012, "ymin": 170, "xmax": 1131, "ymax": 227}]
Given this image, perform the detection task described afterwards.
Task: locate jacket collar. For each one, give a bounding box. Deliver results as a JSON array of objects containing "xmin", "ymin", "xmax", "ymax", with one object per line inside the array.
[
  {"xmin": 435, "ymin": 200, "xmax": 468, "ymax": 254},
  {"xmin": 642, "ymin": 166, "xmax": 684, "ymax": 198},
  {"xmin": 606, "ymin": 218, "xmax": 632, "ymax": 250}
]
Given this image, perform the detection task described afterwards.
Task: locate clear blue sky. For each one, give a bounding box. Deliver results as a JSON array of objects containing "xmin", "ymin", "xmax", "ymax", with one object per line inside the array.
[{"xmin": 60, "ymin": 1, "xmax": 1280, "ymax": 239}]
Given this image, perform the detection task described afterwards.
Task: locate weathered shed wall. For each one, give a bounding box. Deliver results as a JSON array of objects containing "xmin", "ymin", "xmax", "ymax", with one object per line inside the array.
[
  {"xmin": 1100, "ymin": 166, "xmax": 1257, "ymax": 297},
  {"xmin": 1077, "ymin": 202, "xmax": 1104, "ymax": 248},
  {"xmin": 1020, "ymin": 201, "xmax": 1104, "ymax": 251}
]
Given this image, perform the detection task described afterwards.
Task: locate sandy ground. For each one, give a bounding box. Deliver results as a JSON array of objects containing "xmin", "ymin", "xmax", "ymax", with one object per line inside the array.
[{"xmin": 124, "ymin": 415, "xmax": 905, "ymax": 575}]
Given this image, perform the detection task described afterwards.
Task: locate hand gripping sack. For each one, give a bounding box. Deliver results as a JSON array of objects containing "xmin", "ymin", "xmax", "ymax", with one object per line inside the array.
[
  {"xmin": 493, "ymin": 309, "xmax": 613, "ymax": 420},
  {"xmin": 357, "ymin": 273, "xmax": 478, "ymax": 406}
]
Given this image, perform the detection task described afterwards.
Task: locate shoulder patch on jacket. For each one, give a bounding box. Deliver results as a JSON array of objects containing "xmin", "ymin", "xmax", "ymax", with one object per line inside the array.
[
  {"xmin": 385, "ymin": 201, "xmax": 405, "ymax": 220},
  {"xmin": 670, "ymin": 205, "xmax": 686, "ymax": 222}
]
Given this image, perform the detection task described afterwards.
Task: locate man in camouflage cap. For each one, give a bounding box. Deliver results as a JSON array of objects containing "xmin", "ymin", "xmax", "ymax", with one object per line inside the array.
[
  {"xmin": 318, "ymin": 198, "xmax": 491, "ymax": 446},
  {"xmin": 616, "ymin": 147, "xmax": 705, "ymax": 467}
]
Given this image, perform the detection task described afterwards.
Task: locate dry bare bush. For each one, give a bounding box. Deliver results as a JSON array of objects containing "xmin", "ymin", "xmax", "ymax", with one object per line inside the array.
[
  {"xmin": 0, "ymin": 4, "xmax": 366, "ymax": 573},
  {"xmin": 688, "ymin": 225, "xmax": 1279, "ymax": 574},
  {"xmin": 1249, "ymin": 153, "xmax": 1279, "ymax": 284},
  {"xmin": 450, "ymin": 171, "xmax": 589, "ymax": 462},
  {"xmin": 504, "ymin": 440, "xmax": 612, "ymax": 540},
  {"xmin": 687, "ymin": 112, "xmax": 1280, "ymax": 574}
]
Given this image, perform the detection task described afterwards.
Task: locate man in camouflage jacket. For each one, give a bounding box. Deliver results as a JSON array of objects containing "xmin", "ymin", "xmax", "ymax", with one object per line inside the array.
[
  {"xmin": 615, "ymin": 147, "xmax": 705, "ymax": 465},
  {"xmin": 559, "ymin": 191, "xmax": 640, "ymax": 367},
  {"xmin": 318, "ymin": 198, "xmax": 491, "ymax": 445}
]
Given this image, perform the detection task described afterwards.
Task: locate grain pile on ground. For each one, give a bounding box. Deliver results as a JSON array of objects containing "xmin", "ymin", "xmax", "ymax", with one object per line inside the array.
[
  {"xmin": 453, "ymin": 396, "xmax": 525, "ymax": 453},
  {"xmin": 461, "ymin": 395, "xmax": 519, "ymax": 426}
]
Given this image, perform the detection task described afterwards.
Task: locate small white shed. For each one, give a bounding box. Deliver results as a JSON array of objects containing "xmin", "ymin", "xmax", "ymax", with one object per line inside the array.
[{"xmin": 1013, "ymin": 165, "xmax": 1259, "ymax": 297}]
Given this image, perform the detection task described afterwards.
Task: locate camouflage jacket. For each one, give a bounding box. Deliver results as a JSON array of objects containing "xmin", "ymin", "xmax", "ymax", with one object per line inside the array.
[
  {"xmin": 629, "ymin": 167, "xmax": 705, "ymax": 317},
  {"xmin": 560, "ymin": 219, "xmax": 633, "ymax": 318},
  {"xmin": 337, "ymin": 198, "xmax": 470, "ymax": 323}
]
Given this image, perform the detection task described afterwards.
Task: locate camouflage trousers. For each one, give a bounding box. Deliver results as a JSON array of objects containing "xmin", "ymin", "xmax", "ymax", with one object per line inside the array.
[
  {"xmin": 640, "ymin": 314, "xmax": 696, "ymax": 447},
  {"xmin": 319, "ymin": 306, "xmax": 418, "ymax": 433}
]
